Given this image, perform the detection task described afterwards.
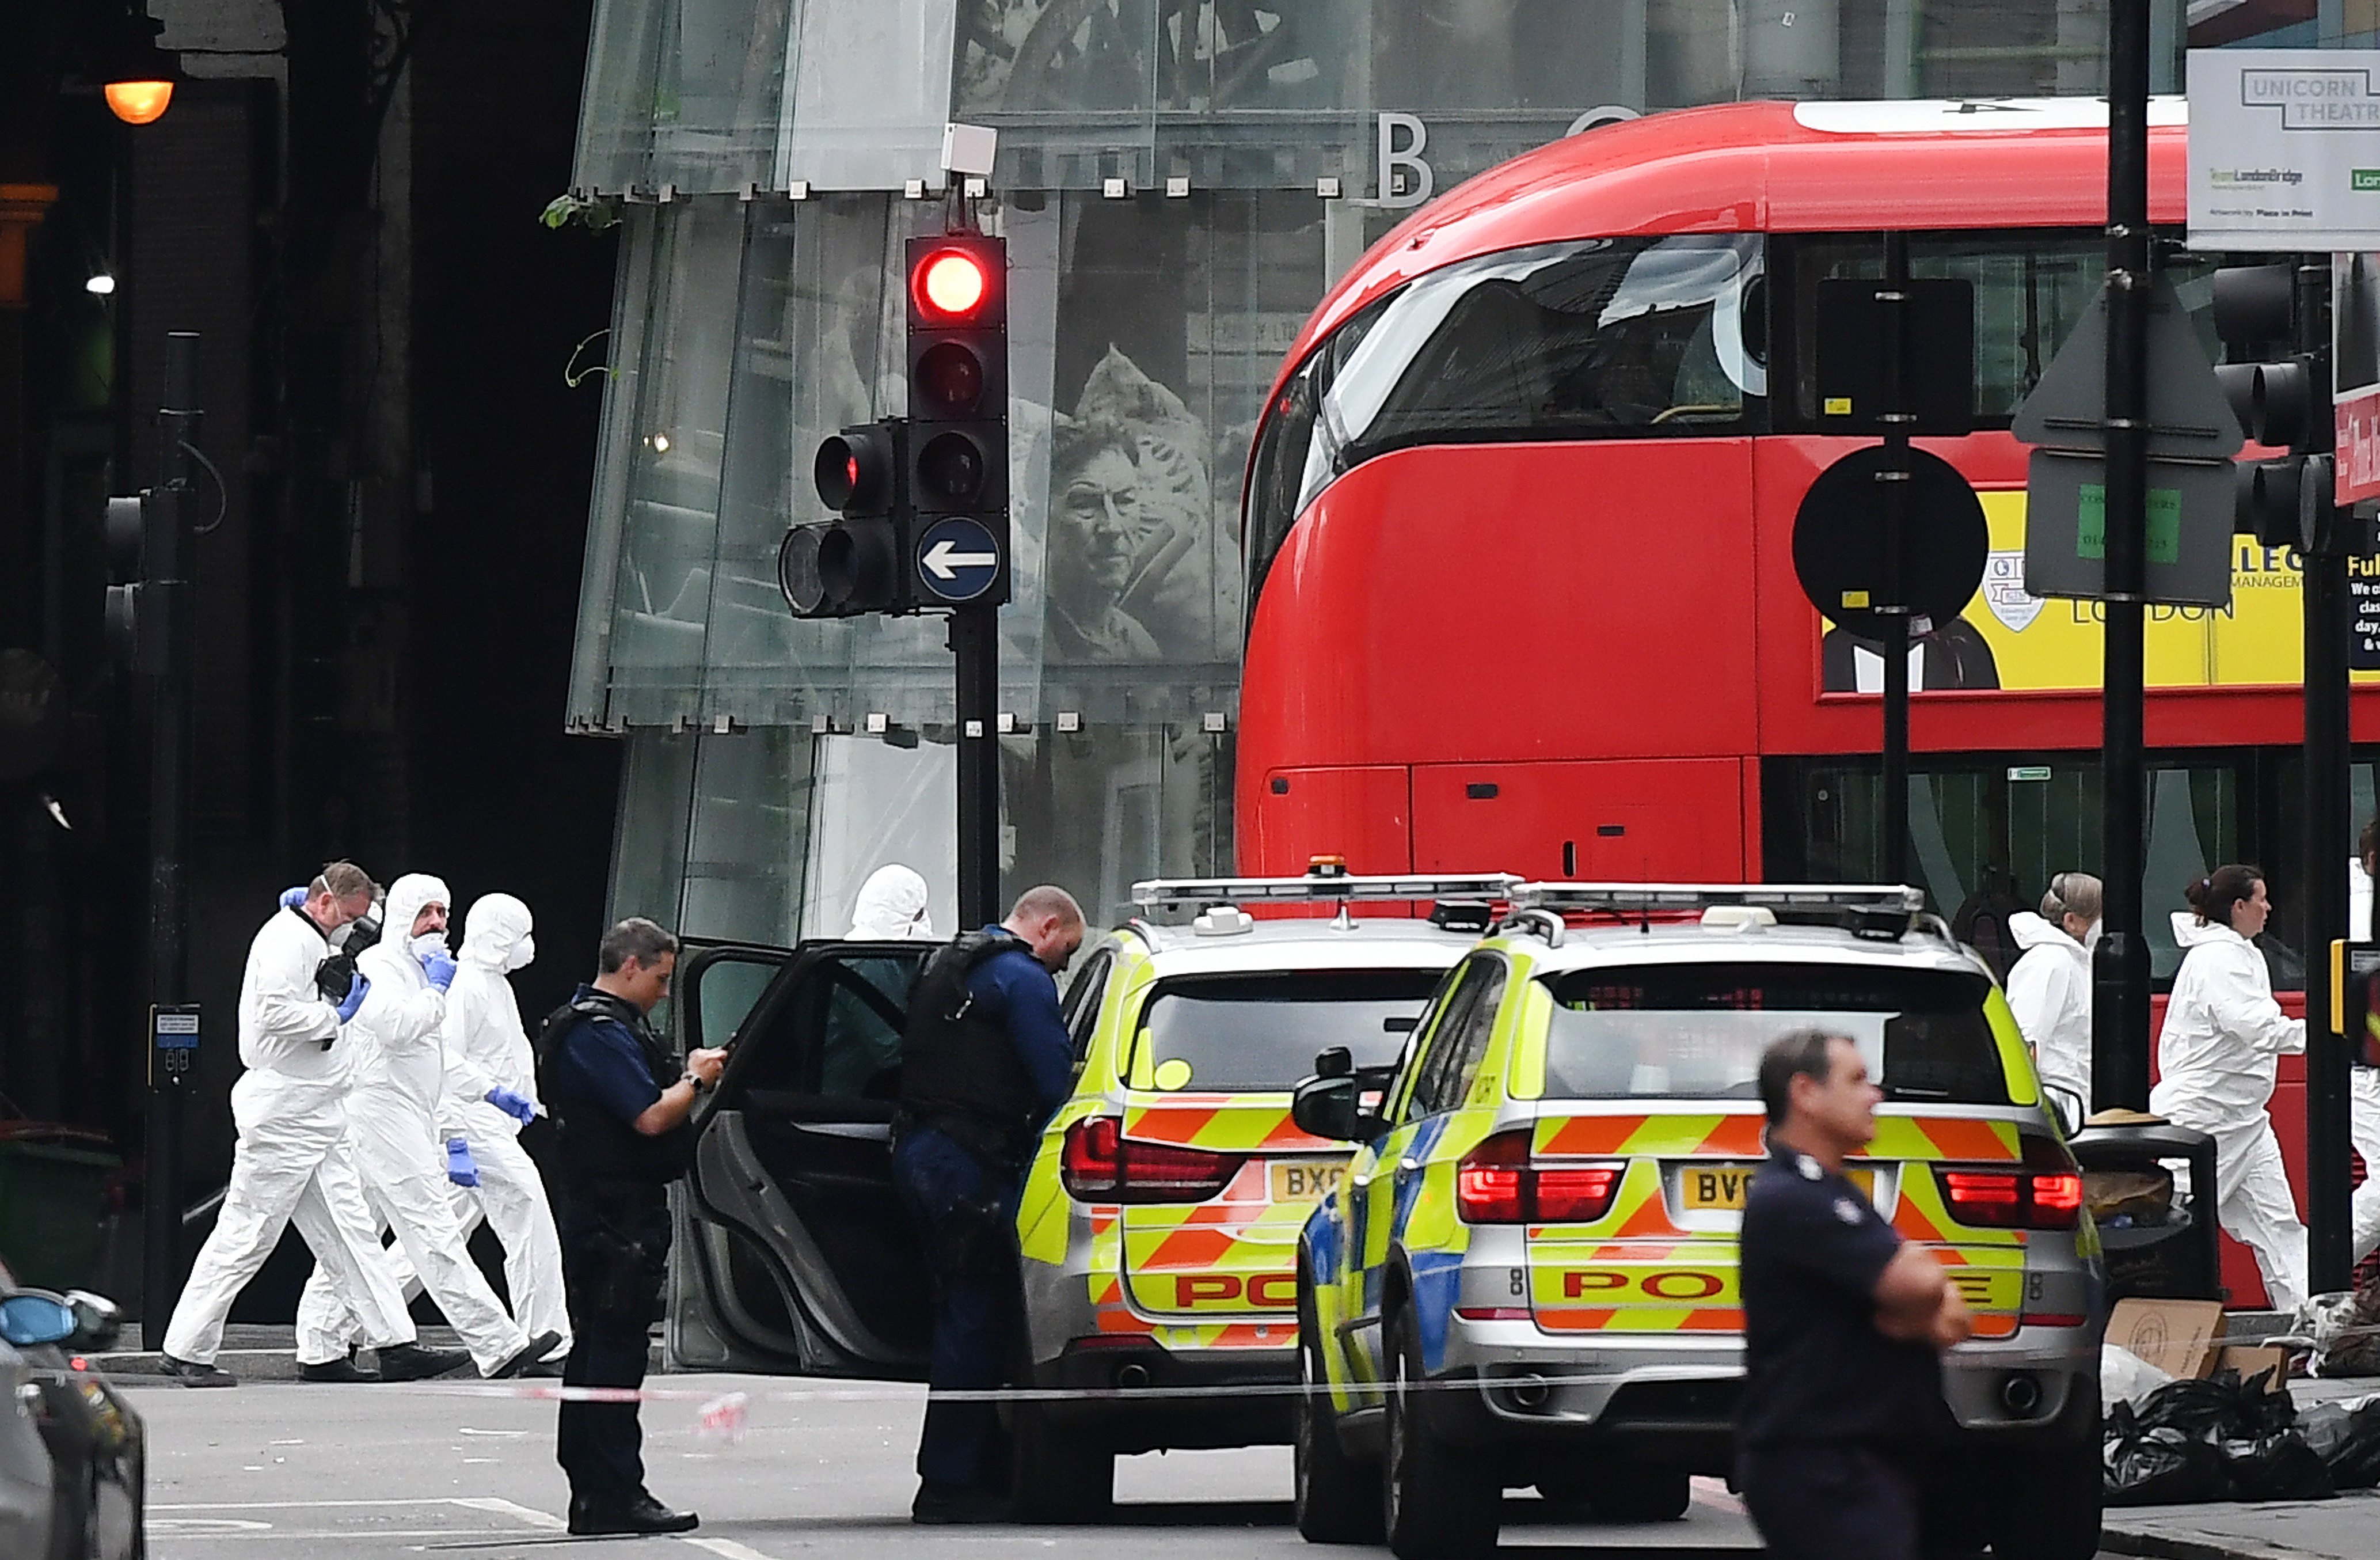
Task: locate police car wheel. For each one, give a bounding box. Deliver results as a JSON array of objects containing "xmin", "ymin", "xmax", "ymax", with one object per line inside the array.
[
  {"xmin": 1295, "ymin": 1290, "xmax": 1383, "ymax": 1544},
  {"xmin": 1008, "ymin": 1402, "xmax": 1113, "ymax": 1523},
  {"xmin": 1382, "ymin": 1307, "xmax": 1499, "ymax": 1560}
]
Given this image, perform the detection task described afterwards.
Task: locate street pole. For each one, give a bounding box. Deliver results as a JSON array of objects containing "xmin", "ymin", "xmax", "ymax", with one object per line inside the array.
[
  {"xmin": 141, "ymin": 332, "xmax": 201, "ymax": 1329},
  {"xmin": 2093, "ymin": 0, "xmax": 2154, "ymax": 1114},
  {"xmin": 1879, "ymin": 230, "xmax": 1913, "ymax": 887},
  {"xmin": 952, "ymin": 605, "xmax": 1000, "ymax": 930},
  {"xmin": 2299, "ymin": 256, "xmax": 2353, "ymax": 1295}
]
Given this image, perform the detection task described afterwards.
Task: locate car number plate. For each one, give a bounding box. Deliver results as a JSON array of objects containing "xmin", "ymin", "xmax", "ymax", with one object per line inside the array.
[
  {"xmin": 1271, "ymin": 1162, "xmax": 1343, "ymax": 1202},
  {"xmin": 1678, "ymin": 1163, "xmax": 1875, "ymax": 1210}
]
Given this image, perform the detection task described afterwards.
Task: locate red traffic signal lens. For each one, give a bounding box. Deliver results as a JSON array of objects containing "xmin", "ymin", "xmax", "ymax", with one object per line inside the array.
[
  {"xmin": 913, "ymin": 249, "xmax": 990, "ymax": 321},
  {"xmin": 917, "ymin": 341, "xmax": 986, "ymax": 415}
]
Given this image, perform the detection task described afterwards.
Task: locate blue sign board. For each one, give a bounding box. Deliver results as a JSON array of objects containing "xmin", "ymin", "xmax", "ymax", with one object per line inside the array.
[{"xmin": 914, "ymin": 516, "xmax": 1002, "ymax": 604}]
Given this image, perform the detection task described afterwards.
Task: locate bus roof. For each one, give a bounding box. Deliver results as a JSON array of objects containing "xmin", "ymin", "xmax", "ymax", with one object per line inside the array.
[{"xmin": 1287, "ymin": 96, "xmax": 2190, "ymax": 389}]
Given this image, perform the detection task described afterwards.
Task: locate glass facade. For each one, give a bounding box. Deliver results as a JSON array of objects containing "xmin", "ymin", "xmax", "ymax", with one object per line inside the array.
[{"xmin": 569, "ymin": 0, "xmax": 2226, "ymax": 947}]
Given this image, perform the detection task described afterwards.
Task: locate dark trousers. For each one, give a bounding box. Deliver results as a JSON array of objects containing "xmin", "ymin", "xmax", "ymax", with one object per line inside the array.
[
  {"xmin": 554, "ymin": 1193, "xmax": 672, "ymax": 1508},
  {"xmin": 891, "ymin": 1125, "xmax": 1017, "ymax": 1491},
  {"xmin": 1737, "ymin": 1442, "xmax": 1919, "ymax": 1560}
]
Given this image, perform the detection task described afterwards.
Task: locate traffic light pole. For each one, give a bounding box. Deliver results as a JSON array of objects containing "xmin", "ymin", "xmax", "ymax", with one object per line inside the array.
[
  {"xmin": 142, "ymin": 332, "xmax": 201, "ymax": 1330},
  {"xmin": 2299, "ymin": 255, "xmax": 2354, "ymax": 1296},
  {"xmin": 2093, "ymin": 0, "xmax": 2154, "ymax": 1115},
  {"xmin": 952, "ymin": 606, "xmax": 1001, "ymax": 929}
]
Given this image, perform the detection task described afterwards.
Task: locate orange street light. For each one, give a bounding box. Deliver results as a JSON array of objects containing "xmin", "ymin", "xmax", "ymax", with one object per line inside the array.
[
  {"xmin": 104, "ymin": 81, "xmax": 174, "ymax": 126},
  {"xmin": 102, "ymin": 7, "xmax": 180, "ymax": 126}
]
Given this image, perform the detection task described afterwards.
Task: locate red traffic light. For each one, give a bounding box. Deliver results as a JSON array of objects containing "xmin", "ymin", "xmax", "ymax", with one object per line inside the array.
[
  {"xmin": 912, "ymin": 248, "xmax": 992, "ymax": 322},
  {"xmin": 815, "ymin": 425, "xmax": 898, "ymax": 513}
]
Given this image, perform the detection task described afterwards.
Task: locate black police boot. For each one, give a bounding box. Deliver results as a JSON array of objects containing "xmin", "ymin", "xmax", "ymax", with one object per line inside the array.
[
  {"xmin": 298, "ymin": 1349, "xmax": 380, "ymax": 1384},
  {"xmin": 486, "ymin": 1330, "xmax": 565, "ymax": 1380},
  {"xmin": 568, "ymin": 1494, "xmax": 699, "ymax": 1535},
  {"xmin": 911, "ymin": 1481, "xmax": 1013, "ymax": 1524},
  {"xmin": 158, "ymin": 1353, "xmax": 237, "ymax": 1388},
  {"xmin": 372, "ymin": 1342, "xmax": 473, "ymax": 1381}
]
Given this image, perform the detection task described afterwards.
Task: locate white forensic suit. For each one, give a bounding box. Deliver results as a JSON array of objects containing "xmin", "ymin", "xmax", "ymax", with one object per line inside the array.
[
  {"xmin": 2345, "ymin": 860, "xmax": 2380, "ymax": 1264},
  {"xmin": 295, "ymin": 874, "xmax": 533, "ymax": 1374},
  {"xmin": 2149, "ymin": 912, "xmax": 2311, "ymax": 1312},
  {"xmin": 375, "ymin": 894, "xmax": 570, "ymax": 1358},
  {"xmin": 2006, "ymin": 911, "xmax": 2094, "ymax": 1109},
  {"xmin": 847, "ymin": 863, "xmax": 934, "ymax": 940},
  {"xmin": 161, "ymin": 906, "xmax": 419, "ymax": 1366}
]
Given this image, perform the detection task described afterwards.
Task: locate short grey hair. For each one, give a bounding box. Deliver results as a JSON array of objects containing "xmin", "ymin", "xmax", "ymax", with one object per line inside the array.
[
  {"xmin": 598, "ymin": 917, "xmax": 679, "ymax": 974},
  {"xmin": 1009, "ymin": 885, "xmax": 1085, "ymax": 928},
  {"xmin": 313, "ymin": 861, "xmax": 378, "ymax": 902},
  {"xmin": 1758, "ymin": 1029, "xmax": 1851, "ymax": 1125}
]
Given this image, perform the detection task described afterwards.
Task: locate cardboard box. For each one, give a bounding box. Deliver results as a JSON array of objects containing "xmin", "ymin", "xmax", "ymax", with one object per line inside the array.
[
  {"xmin": 2107, "ymin": 1297, "xmax": 2227, "ymax": 1380},
  {"xmin": 2215, "ymin": 1344, "xmax": 2290, "ymax": 1392}
]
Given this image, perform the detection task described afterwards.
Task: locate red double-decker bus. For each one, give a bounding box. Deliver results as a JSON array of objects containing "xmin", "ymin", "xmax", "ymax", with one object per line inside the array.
[{"xmin": 1235, "ymin": 97, "xmax": 2379, "ymax": 1305}]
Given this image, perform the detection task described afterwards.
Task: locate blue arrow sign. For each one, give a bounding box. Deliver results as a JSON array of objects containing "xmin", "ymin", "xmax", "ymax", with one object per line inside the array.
[{"xmin": 915, "ymin": 515, "xmax": 1002, "ymax": 603}]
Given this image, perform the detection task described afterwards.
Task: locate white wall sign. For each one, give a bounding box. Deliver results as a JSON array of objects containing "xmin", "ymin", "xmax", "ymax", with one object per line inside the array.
[{"xmin": 2188, "ymin": 48, "xmax": 2380, "ymax": 251}]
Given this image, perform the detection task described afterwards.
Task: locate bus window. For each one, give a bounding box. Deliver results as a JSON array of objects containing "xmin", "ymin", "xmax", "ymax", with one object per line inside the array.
[
  {"xmin": 1775, "ymin": 230, "xmax": 2221, "ymax": 429},
  {"xmin": 1242, "ymin": 233, "xmax": 1763, "ymax": 629}
]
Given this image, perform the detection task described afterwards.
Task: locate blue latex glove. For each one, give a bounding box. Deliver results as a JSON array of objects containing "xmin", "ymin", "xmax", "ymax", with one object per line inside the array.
[
  {"xmin": 334, "ymin": 973, "xmax": 371, "ymax": 1024},
  {"xmin": 421, "ymin": 949, "xmax": 458, "ymax": 992},
  {"xmin": 485, "ymin": 1087, "xmax": 538, "ymax": 1125},
  {"xmin": 279, "ymin": 886, "xmax": 307, "ymax": 909},
  {"xmin": 445, "ymin": 1138, "xmax": 480, "ymax": 1188}
]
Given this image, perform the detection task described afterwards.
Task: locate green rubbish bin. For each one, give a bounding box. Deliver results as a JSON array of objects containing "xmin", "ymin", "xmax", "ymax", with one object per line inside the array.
[{"xmin": 0, "ymin": 1134, "xmax": 121, "ymax": 1291}]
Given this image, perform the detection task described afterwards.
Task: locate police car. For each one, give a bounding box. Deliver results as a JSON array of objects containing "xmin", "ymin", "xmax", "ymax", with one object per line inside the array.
[
  {"xmin": 657, "ymin": 864, "xmax": 1514, "ymax": 1520},
  {"xmin": 1290, "ymin": 883, "xmax": 2104, "ymax": 1560}
]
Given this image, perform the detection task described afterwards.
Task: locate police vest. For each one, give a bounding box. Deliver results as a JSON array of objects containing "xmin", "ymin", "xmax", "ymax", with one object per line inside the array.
[
  {"xmin": 899, "ymin": 930, "xmax": 1046, "ymax": 1170},
  {"xmin": 533, "ymin": 991, "xmax": 693, "ymax": 1198}
]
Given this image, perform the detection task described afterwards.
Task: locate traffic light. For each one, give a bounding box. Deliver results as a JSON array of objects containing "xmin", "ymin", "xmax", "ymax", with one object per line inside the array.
[
  {"xmin": 2215, "ymin": 263, "xmax": 2336, "ymax": 552},
  {"xmin": 903, "ymin": 233, "xmax": 1009, "ymax": 608},
  {"xmin": 102, "ymin": 487, "xmax": 183, "ymax": 674},
  {"xmin": 780, "ymin": 420, "xmax": 910, "ymax": 618}
]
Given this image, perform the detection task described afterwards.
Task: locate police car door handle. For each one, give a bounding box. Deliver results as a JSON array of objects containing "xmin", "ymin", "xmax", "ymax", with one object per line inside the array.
[{"xmin": 788, "ymin": 1121, "xmax": 893, "ymax": 1143}]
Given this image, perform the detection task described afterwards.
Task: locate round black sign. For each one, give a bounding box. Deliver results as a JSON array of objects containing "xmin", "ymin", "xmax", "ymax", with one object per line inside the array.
[{"xmin": 1791, "ymin": 446, "xmax": 1987, "ymax": 644}]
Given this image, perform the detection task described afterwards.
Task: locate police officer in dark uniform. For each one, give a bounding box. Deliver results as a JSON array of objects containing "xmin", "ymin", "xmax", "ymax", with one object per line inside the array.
[
  {"xmin": 1736, "ymin": 1028, "xmax": 1972, "ymax": 1560},
  {"xmin": 893, "ymin": 885, "xmax": 1085, "ymax": 1524},
  {"xmin": 535, "ymin": 917, "xmax": 727, "ymax": 1537}
]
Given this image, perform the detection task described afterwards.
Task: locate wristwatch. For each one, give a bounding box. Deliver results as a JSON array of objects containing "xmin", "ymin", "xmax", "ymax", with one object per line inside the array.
[{"xmin": 680, "ymin": 1069, "xmax": 711, "ymax": 1094}]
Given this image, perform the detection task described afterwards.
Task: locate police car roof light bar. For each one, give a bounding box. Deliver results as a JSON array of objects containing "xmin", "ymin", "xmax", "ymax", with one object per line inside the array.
[
  {"xmin": 1507, "ymin": 882, "xmax": 1926, "ymax": 914},
  {"xmin": 1130, "ymin": 872, "xmax": 1523, "ymax": 909}
]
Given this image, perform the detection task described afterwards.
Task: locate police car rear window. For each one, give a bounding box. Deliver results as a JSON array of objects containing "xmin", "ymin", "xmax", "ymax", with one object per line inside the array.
[
  {"xmin": 1540, "ymin": 963, "xmax": 2008, "ymax": 1105},
  {"xmin": 1136, "ymin": 971, "xmax": 1446, "ymax": 1092}
]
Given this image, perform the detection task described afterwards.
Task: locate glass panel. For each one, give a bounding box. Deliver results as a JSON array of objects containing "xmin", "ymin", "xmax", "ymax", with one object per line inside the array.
[
  {"xmin": 574, "ymin": 0, "xmax": 795, "ymax": 195},
  {"xmin": 1542, "ymin": 964, "xmax": 2008, "ymax": 1104},
  {"xmin": 1001, "ymin": 723, "xmax": 1234, "ymax": 926},
  {"xmin": 801, "ymin": 734, "xmax": 959, "ymax": 939},
  {"xmin": 682, "ymin": 727, "xmax": 815, "ymax": 942},
  {"xmin": 570, "ymin": 212, "xmax": 663, "ymax": 726},
  {"xmin": 782, "ymin": 1, "xmax": 962, "ymax": 190},
  {"xmin": 606, "ymin": 729, "xmax": 701, "ymax": 1043}
]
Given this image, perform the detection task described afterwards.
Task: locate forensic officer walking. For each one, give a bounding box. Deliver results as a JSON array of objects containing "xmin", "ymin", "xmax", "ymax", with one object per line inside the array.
[
  {"xmin": 537, "ymin": 917, "xmax": 725, "ymax": 1536},
  {"xmin": 1736, "ymin": 1029, "xmax": 1972, "ymax": 1560},
  {"xmin": 892, "ymin": 885, "xmax": 1085, "ymax": 1524}
]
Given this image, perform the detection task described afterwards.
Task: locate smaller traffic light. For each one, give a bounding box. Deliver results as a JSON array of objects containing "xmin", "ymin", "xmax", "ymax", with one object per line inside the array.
[
  {"xmin": 102, "ymin": 487, "xmax": 183, "ymax": 674},
  {"xmin": 780, "ymin": 421, "xmax": 913, "ymax": 618},
  {"xmin": 2215, "ymin": 263, "xmax": 2335, "ymax": 552}
]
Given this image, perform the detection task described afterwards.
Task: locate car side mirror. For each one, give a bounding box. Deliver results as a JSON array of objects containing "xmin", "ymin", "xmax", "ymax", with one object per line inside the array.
[
  {"xmin": 2043, "ymin": 1084, "xmax": 2085, "ymax": 1138},
  {"xmin": 1293, "ymin": 1073, "xmax": 1379, "ymax": 1141},
  {"xmin": 0, "ymin": 1292, "xmax": 78, "ymax": 1348},
  {"xmin": 1314, "ymin": 1045, "xmax": 1353, "ymax": 1079},
  {"xmin": 64, "ymin": 1290, "xmax": 122, "ymax": 1352}
]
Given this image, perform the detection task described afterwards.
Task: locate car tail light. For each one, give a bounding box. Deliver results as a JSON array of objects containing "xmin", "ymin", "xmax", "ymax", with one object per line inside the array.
[
  {"xmin": 1933, "ymin": 1136, "xmax": 2082, "ymax": 1229},
  {"xmin": 1061, "ymin": 1115, "xmax": 1242, "ymax": 1204},
  {"xmin": 1457, "ymin": 1130, "xmax": 1530, "ymax": 1222},
  {"xmin": 1457, "ymin": 1129, "xmax": 1622, "ymax": 1224}
]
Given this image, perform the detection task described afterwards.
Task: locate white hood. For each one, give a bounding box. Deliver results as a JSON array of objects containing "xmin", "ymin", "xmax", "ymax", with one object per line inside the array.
[
  {"xmin": 380, "ymin": 873, "xmax": 452, "ymax": 950},
  {"xmin": 2172, "ymin": 910, "xmax": 2236, "ymax": 949},
  {"xmin": 2009, "ymin": 910, "xmax": 2079, "ymax": 954},
  {"xmin": 848, "ymin": 864, "xmax": 934, "ymax": 940},
  {"xmin": 461, "ymin": 893, "xmax": 534, "ymax": 972}
]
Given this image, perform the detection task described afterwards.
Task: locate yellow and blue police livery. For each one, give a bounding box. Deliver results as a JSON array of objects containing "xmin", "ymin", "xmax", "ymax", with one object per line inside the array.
[
  {"xmin": 1005, "ymin": 866, "xmax": 1518, "ymax": 1519},
  {"xmin": 1290, "ymin": 882, "xmax": 2105, "ymax": 1560}
]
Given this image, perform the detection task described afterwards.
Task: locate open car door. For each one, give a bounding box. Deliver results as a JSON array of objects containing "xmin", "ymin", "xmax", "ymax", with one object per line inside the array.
[{"xmin": 667, "ymin": 938, "xmax": 936, "ymax": 1376}]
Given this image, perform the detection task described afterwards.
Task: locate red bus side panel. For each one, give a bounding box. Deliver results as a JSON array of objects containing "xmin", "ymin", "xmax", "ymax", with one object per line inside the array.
[
  {"xmin": 1248, "ymin": 765, "xmax": 1413, "ymax": 876},
  {"xmin": 1410, "ymin": 759, "xmax": 1746, "ymax": 881}
]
